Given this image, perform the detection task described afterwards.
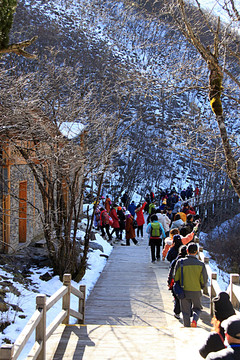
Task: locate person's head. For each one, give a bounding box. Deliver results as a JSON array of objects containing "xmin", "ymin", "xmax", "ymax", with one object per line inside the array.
[
  {"xmin": 172, "ymin": 234, "xmax": 182, "ymax": 248},
  {"xmin": 211, "ymin": 292, "xmax": 235, "ymax": 332},
  {"xmin": 194, "ymin": 214, "xmax": 200, "ymax": 222},
  {"xmin": 183, "ymin": 202, "xmax": 189, "ymax": 208},
  {"xmin": 118, "ymin": 206, "xmax": 122, "ymax": 211},
  {"xmin": 222, "ymin": 316, "xmax": 240, "ymax": 344},
  {"xmin": 170, "ymin": 228, "xmax": 180, "ymax": 238},
  {"xmin": 179, "ymin": 227, "xmax": 187, "ymax": 237},
  {"xmin": 178, "ymin": 245, "xmax": 187, "ymax": 258},
  {"xmin": 187, "ymin": 243, "xmax": 198, "ymax": 255},
  {"xmin": 113, "ymin": 203, "xmax": 118, "ymax": 208},
  {"xmin": 151, "ymin": 214, "xmax": 158, "ymax": 222},
  {"xmin": 136, "ymin": 204, "xmax": 141, "ymax": 209},
  {"xmin": 174, "ymin": 214, "xmax": 181, "ymax": 221},
  {"xmin": 125, "ymin": 210, "xmax": 131, "ymax": 217},
  {"xmin": 131, "ymin": 200, "xmax": 135, "ymax": 204},
  {"xmin": 100, "ymin": 207, "xmax": 104, "ymax": 211},
  {"xmin": 187, "ymin": 214, "xmax": 193, "ymax": 222}
]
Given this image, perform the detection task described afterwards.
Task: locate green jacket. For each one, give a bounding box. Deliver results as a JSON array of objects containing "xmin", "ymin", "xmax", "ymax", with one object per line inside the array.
[{"xmin": 174, "ymin": 255, "xmax": 208, "ymax": 292}]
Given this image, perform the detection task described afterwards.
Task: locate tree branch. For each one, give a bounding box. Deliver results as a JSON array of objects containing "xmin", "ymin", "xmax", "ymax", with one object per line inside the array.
[{"xmin": 0, "ymin": 36, "xmax": 38, "ymax": 59}]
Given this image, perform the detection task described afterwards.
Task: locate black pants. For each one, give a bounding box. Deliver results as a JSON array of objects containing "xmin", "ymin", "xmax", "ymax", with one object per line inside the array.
[
  {"xmin": 149, "ymin": 238, "xmax": 162, "ymax": 262},
  {"xmin": 101, "ymin": 224, "xmax": 112, "ymax": 240},
  {"xmin": 126, "ymin": 238, "xmax": 138, "ymax": 246},
  {"xmin": 137, "ymin": 225, "xmax": 143, "ymax": 237},
  {"xmin": 111, "ymin": 228, "xmax": 120, "ymax": 238}
]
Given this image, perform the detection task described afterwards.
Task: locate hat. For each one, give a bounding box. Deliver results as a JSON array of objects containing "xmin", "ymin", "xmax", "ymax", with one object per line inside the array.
[
  {"xmin": 125, "ymin": 211, "xmax": 130, "ymax": 216},
  {"xmin": 173, "ymin": 234, "xmax": 181, "ymax": 243},
  {"xmin": 213, "ymin": 292, "xmax": 235, "ymax": 322},
  {"xmin": 222, "ymin": 315, "xmax": 240, "ymax": 339}
]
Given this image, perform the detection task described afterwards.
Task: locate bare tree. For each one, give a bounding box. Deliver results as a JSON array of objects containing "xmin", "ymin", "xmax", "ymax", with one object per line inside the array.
[{"xmin": 132, "ymin": 0, "xmax": 240, "ymax": 197}]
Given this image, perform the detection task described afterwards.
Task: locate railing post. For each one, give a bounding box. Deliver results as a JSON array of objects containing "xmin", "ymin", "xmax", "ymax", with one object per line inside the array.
[
  {"xmin": 0, "ymin": 344, "xmax": 14, "ymax": 360},
  {"xmin": 36, "ymin": 295, "xmax": 46, "ymax": 360},
  {"xmin": 230, "ymin": 274, "xmax": 240, "ymax": 310},
  {"xmin": 203, "ymin": 257, "xmax": 209, "ymax": 295},
  {"xmin": 62, "ymin": 274, "xmax": 71, "ymax": 324},
  {"xmin": 78, "ymin": 285, "xmax": 86, "ymax": 324},
  {"xmin": 210, "ymin": 273, "xmax": 217, "ymax": 316}
]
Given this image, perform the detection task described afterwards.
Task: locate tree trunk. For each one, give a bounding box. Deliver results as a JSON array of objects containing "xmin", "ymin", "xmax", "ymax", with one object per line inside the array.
[{"xmin": 216, "ymin": 115, "xmax": 240, "ymax": 198}]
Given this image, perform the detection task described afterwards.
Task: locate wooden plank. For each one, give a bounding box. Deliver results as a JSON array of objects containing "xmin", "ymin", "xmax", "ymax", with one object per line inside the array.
[
  {"xmin": 19, "ymin": 180, "xmax": 27, "ymax": 243},
  {"xmin": 46, "ymin": 231, "xmax": 212, "ymax": 360}
]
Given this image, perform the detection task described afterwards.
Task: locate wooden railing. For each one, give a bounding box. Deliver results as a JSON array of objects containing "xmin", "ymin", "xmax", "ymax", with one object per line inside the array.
[
  {"xmin": 187, "ymin": 190, "xmax": 240, "ymax": 208},
  {"xmin": 198, "ymin": 247, "xmax": 240, "ymax": 316},
  {"xmin": 0, "ymin": 274, "xmax": 86, "ymax": 360}
]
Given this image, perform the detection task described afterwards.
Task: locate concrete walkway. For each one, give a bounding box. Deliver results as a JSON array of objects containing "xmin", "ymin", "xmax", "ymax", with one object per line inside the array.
[{"xmin": 47, "ymin": 230, "xmax": 212, "ymax": 359}]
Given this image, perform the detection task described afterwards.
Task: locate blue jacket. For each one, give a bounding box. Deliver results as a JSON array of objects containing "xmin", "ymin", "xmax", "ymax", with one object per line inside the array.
[
  {"xmin": 128, "ymin": 202, "xmax": 136, "ymax": 216},
  {"xmin": 146, "ymin": 221, "xmax": 166, "ymax": 239}
]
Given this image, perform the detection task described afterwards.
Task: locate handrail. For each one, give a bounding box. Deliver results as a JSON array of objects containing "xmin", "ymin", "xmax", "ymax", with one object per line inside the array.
[
  {"xmin": 186, "ymin": 191, "xmax": 239, "ymax": 208},
  {"xmin": 198, "ymin": 248, "xmax": 240, "ymax": 316},
  {"xmin": 0, "ymin": 274, "xmax": 86, "ymax": 360}
]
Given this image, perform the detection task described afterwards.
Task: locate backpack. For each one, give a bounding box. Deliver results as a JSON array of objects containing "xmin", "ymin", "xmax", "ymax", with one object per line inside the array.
[
  {"xmin": 132, "ymin": 219, "xmax": 138, "ymax": 229},
  {"xmin": 150, "ymin": 222, "xmax": 162, "ymax": 238},
  {"xmin": 108, "ymin": 216, "xmax": 113, "ymax": 227}
]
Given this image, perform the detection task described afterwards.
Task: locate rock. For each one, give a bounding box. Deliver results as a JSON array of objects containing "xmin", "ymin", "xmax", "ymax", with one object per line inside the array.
[
  {"xmin": 89, "ymin": 242, "xmax": 103, "ymax": 252},
  {"xmin": 10, "ymin": 304, "xmax": 23, "ymax": 312},
  {"xmin": 90, "ymin": 231, "xmax": 96, "ymax": 240},
  {"xmin": 39, "ymin": 272, "xmax": 52, "ymax": 281},
  {"xmin": 0, "ymin": 298, "xmax": 9, "ymax": 312}
]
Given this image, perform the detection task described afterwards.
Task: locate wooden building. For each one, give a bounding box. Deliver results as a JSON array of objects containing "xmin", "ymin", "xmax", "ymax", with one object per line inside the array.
[{"xmin": 0, "ymin": 141, "xmax": 43, "ymax": 253}]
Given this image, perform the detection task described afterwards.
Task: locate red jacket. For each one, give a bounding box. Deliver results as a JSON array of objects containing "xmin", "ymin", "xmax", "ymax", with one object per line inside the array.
[
  {"xmin": 135, "ymin": 202, "xmax": 147, "ymax": 226},
  {"xmin": 100, "ymin": 210, "xmax": 109, "ymax": 226},
  {"xmin": 109, "ymin": 208, "xmax": 120, "ymax": 229}
]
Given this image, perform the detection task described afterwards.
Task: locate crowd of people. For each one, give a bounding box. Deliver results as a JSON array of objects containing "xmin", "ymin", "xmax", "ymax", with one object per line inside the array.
[{"xmin": 92, "ymin": 190, "xmax": 240, "ymax": 359}]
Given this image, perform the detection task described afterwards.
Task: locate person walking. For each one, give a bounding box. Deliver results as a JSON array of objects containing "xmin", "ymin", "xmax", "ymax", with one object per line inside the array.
[
  {"xmin": 128, "ymin": 201, "xmax": 137, "ymax": 217},
  {"xmin": 206, "ymin": 316, "xmax": 240, "ymax": 360},
  {"xmin": 168, "ymin": 245, "xmax": 187, "ymax": 319},
  {"xmin": 105, "ymin": 195, "xmax": 111, "ymax": 213},
  {"xmin": 125, "ymin": 211, "xmax": 139, "ymax": 246},
  {"xmin": 109, "ymin": 204, "xmax": 120, "ymax": 240},
  {"xmin": 162, "ymin": 228, "xmax": 179, "ymax": 261},
  {"xmin": 146, "ymin": 214, "xmax": 165, "ymax": 263},
  {"xmin": 166, "ymin": 234, "xmax": 183, "ymax": 263},
  {"xmin": 170, "ymin": 213, "xmax": 184, "ymax": 230},
  {"xmin": 117, "ymin": 206, "xmax": 125, "ymax": 241},
  {"xmin": 174, "ymin": 243, "xmax": 208, "ymax": 327},
  {"xmin": 99, "ymin": 208, "xmax": 112, "ymax": 241},
  {"xmin": 199, "ymin": 292, "xmax": 235, "ymax": 358},
  {"xmin": 135, "ymin": 202, "xmax": 147, "ymax": 238}
]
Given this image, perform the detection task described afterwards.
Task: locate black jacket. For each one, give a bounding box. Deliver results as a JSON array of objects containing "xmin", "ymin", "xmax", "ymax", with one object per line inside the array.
[{"xmin": 199, "ymin": 331, "xmax": 225, "ymax": 358}]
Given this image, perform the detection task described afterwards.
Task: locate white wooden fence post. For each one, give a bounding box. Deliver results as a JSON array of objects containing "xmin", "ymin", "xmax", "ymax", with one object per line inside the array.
[
  {"xmin": 230, "ymin": 273, "xmax": 240, "ymax": 310},
  {"xmin": 62, "ymin": 274, "xmax": 71, "ymax": 324},
  {"xmin": 0, "ymin": 344, "xmax": 14, "ymax": 360},
  {"xmin": 36, "ymin": 295, "xmax": 46, "ymax": 360},
  {"xmin": 78, "ymin": 285, "xmax": 86, "ymax": 324}
]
